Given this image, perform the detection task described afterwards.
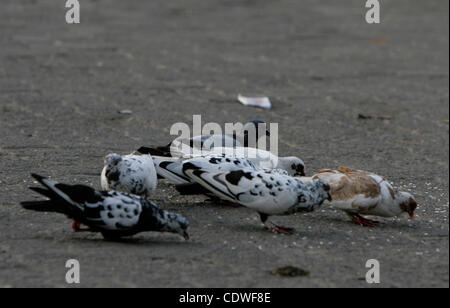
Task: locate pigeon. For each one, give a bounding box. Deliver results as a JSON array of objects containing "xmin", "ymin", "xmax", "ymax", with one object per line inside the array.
[
  {"xmin": 153, "ymin": 148, "xmax": 305, "ymax": 185},
  {"xmin": 300, "ymin": 166, "xmax": 418, "ymax": 227},
  {"xmin": 153, "ymin": 155, "xmax": 259, "ymax": 186},
  {"xmin": 183, "ymin": 167, "xmax": 331, "ymax": 234},
  {"xmin": 175, "ymin": 157, "xmax": 288, "ymax": 197},
  {"xmin": 137, "ymin": 120, "xmax": 270, "ymax": 157},
  {"xmin": 21, "ymin": 174, "xmax": 189, "ymax": 240},
  {"xmin": 205, "ymin": 147, "xmax": 306, "ymax": 176},
  {"xmin": 101, "ymin": 153, "xmax": 157, "ymax": 197}
]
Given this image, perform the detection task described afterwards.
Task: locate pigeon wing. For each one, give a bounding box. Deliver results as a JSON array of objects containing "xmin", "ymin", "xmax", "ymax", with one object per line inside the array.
[
  {"xmin": 313, "ymin": 170, "xmax": 381, "ymax": 212},
  {"xmin": 87, "ymin": 192, "xmax": 143, "ymax": 230},
  {"xmin": 153, "ymin": 157, "xmax": 191, "ymax": 185},
  {"xmin": 121, "ymin": 154, "xmax": 158, "ymax": 192},
  {"xmin": 184, "ymin": 169, "xmax": 298, "ymax": 215}
]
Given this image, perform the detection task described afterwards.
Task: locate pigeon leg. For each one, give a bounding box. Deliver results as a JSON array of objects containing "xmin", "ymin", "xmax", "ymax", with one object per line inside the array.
[
  {"xmin": 266, "ymin": 224, "xmax": 295, "ymax": 235},
  {"xmin": 72, "ymin": 220, "xmax": 91, "ymax": 232},
  {"xmin": 225, "ymin": 200, "xmax": 241, "ymax": 207},
  {"xmin": 259, "ymin": 213, "xmax": 294, "ymax": 235},
  {"xmin": 347, "ymin": 213, "xmax": 377, "ymax": 227}
]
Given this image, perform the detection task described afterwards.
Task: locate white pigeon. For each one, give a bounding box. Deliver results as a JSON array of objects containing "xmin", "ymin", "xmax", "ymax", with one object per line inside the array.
[
  {"xmin": 21, "ymin": 174, "xmax": 189, "ymax": 240},
  {"xmin": 205, "ymin": 147, "xmax": 306, "ymax": 176},
  {"xmin": 183, "ymin": 167, "xmax": 331, "ymax": 234},
  {"xmin": 153, "ymin": 155, "xmax": 260, "ymax": 186},
  {"xmin": 101, "ymin": 153, "xmax": 157, "ymax": 197},
  {"xmin": 137, "ymin": 120, "xmax": 270, "ymax": 157},
  {"xmin": 177, "ymin": 156, "xmax": 289, "ymax": 197},
  {"xmin": 152, "ymin": 148, "xmax": 305, "ymax": 185},
  {"xmin": 298, "ymin": 166, "xmax": 418, "ymax": 227}
]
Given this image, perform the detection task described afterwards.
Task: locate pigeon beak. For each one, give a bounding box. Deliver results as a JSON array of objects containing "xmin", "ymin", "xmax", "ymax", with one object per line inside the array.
[{"xmin": 183, "ymin": 231, "xmax": 190, "ymax": 240}]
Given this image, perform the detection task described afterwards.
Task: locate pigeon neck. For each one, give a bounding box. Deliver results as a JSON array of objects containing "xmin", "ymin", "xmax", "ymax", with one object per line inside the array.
[
  {"xmin": 140, "ymin": 202, "xmax": 171, "ymax": 231},
  {"xmin": 156, "ymin": 209, "xmax": 182, "ymax": 234},
  {"xmin": 377, "ymin": 178, "xmax": 386, "ymax": 185},
  {"xmin": 381, "ymin": 190, "xmax": 404, "ymax": 216}
]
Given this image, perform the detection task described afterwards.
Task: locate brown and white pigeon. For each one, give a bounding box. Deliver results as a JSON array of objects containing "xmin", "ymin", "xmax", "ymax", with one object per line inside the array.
[{"xmin": 299, "ymin": 167, "xmax": 418, "ymax": 227}]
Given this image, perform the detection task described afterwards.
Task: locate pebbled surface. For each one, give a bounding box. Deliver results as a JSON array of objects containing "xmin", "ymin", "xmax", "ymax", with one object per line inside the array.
[{"xmin": 0, "ymin": 0, "xmax": 448, "ymax": 287}]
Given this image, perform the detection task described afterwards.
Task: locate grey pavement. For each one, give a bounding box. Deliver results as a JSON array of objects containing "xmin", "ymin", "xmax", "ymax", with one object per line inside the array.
[{"xmin": 0, "ymin": 0, "xmax": 448, "ymax": 287}]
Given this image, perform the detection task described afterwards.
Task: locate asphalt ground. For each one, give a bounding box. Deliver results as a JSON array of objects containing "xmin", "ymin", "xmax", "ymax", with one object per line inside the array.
[{"xmin": 0, "ymin": 0, "xmax": 448, "ymax": 287}]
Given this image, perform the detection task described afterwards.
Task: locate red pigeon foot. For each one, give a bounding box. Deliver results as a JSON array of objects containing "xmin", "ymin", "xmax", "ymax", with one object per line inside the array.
[
  {"xmin": 72, "ymin": 220, "xmax": 91, "ymax": 232},
  {"xmin": 349, "ymin": 214, "xmax": 377, "ymax": 227},
  {"xmin": 266, "ymin": 225, "xmax": 294, "ymax": 235}
]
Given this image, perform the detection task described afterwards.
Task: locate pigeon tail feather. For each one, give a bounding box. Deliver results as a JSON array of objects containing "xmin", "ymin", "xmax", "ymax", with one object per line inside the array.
[
  {"xmin": 137, "ymin": 145, "xmax": 172, "ymax": 157},
  {"xmin": 22, "ymin": 174, "xmax": 90, "ymax": 218}
]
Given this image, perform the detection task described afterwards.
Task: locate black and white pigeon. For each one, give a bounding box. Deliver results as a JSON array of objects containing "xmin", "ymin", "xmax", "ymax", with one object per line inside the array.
[
  {"xmin": 153, "ymin": 155, "xmax": 259, "ymax": 186},
  {"xmin": 183, "ymin": 168, "xmax": 331, "ymax": 234},
  {"xmin": 152, "ymin": 148, "xmax": 305, "ymax": 186},
  {"xmin": 101, "ymin": 153, "xmax": 157, "ymax": 197},
  {"xmin": 206, "ymin": 147, "xmax": 306, "ymax": 176},
  {"xmin": 137, "ymin": 120, "xmax": 270, "ymax": 157},
  {"xmin": 21, "ymin": 174, "xmax": 189, "ymax": 240},
  {"xmin": 172, "ymin": 156, "xmax": 295, "ymax": 197}
]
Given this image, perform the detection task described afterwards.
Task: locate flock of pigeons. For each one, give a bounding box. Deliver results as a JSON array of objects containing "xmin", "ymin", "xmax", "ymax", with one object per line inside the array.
[{"xmin": 21, "ymin": 120, "xmax": 418, "ymax": 240}]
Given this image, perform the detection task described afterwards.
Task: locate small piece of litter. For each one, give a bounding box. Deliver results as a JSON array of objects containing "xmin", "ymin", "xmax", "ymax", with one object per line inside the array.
[
  {"xmin": 238, "ymin": 94, "xmax": 272, "ymax": 110},
  {"xmin": 118, "ymin": 109, "xmax": 133, "ymax": 115},
  {"xmin": 358, "ymin": 113, "xmax": 392, "ymax": 120}
]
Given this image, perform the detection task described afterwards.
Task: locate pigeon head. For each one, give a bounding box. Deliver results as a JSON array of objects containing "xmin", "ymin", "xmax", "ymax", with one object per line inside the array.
[
  {"xmin": 278, "ymin": 157, "xmax": 306, "ymax": 176},
  {"xmin": 246, "ymin": 120, "xmax": 270, "ymax": 137},
  {"xmin": 163, "ymin": 213, "xmax": 190, "ymax": 240},
  {"xmin": 296, "ymin": 180, "xmax": 331, "ymax": 212},
  {"xmin": 397, "ymin": 192, "xmax": 418, "ymax": 219},
  {"xmin": 104, "ymin": 154, "xmax": 123, "ymax": 178}
]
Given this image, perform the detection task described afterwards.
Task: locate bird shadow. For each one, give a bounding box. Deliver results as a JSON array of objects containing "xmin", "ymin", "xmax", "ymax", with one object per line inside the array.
[
  {"xmin": 315, "ymin": 215, "xmax": 420, "ymax": 231},
  {"xmin": 35, "ymin": 232, "xmax": 199, "ymax": 247},
  {"xmin": 229, "ymin": 223, "xmax": 321, "ymax": 237}
]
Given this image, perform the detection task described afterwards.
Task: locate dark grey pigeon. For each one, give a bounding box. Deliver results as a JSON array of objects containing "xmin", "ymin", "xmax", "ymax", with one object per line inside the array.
[{"xmin": 137, "ymin": 120, "xmax": 270, "ymax": 157}]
